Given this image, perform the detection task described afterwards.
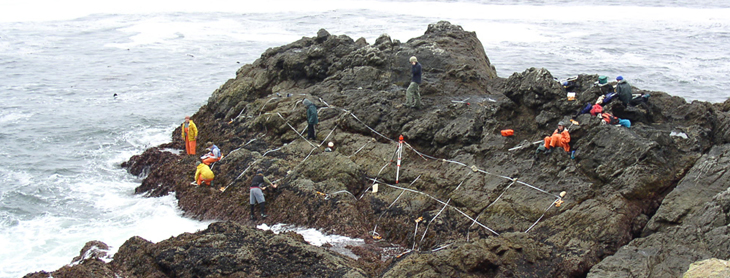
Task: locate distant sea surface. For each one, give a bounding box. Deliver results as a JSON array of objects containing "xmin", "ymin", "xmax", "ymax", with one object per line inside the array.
[{"xmin": 1, "ymin": 0, "xmax": 729, "ymax": 276}]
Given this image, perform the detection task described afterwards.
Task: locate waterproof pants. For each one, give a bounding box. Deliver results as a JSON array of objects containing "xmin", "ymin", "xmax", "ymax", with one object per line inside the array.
[
  {"xmin": 197, "ymin": 177, "xmax": 213, "ymax": 186},
  {"xmin": 201, "ymin": 157, "xmax": 220, "ymax": 165},
  {"xmin": 405, "ymin": 82, "xmax": 422, "ymax": 108},
  {"xmin": 185, "ymin": 139, "xmax": 196, "ymax": 155},
  {"xmin": 544, "ymin": 134, "xmax": 570, "ymax": 152},
  {"xmin": 307, "ymin": 123, "xmax": 316, "ymax": 140}
]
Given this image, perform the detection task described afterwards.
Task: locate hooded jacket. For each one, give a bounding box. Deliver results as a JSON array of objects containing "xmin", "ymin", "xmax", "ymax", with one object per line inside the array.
[
  {"xmin": 195, "ymin": 163, "xmax": 214, "ymax": 181},
  {"xmin": 303, "ymin": 99, "xmax": 318, "ymax": 125},
  {"xmin": 615, "ymin": 80, "xmax": 633, "ymax": 105}
]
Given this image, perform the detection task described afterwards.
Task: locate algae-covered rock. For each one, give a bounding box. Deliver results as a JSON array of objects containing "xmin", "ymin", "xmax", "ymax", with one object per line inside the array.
[{"xmin": 30, "ymin": 21, "xmax": 730, "ymax": 277}]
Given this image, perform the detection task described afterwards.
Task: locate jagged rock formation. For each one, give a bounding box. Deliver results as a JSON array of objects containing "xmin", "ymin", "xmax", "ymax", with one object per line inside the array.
[
  {"xmin": 25, "ymin": 222, "xmax": 367, "ymax": 278},
  {"xmin": 587, "ymin": 145, "xmax": 730, "ymax": 277},
  {"xmin": 28, "ymin": 21, "xmax": 730, "ymax": 277}
]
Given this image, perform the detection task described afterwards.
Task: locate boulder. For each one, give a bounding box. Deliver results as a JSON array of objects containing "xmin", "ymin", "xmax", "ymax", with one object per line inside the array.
[{"xmin": 682, "ymin": 258, "xmax": 730, "ymax": 278}]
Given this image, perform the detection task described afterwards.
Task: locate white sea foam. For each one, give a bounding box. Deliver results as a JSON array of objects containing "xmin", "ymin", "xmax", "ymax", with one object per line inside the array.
[
  {"xmin": 0, "ymin": 185, "xmax": 210, "ymax": 277},
  {"xmin": 258, "ymin": 223, "xmax": 364, "ymax": 247},
  {"xmin": 0, "ymin": 124, "xmax": 209, "ymax": 277},
  {"xmin": 0, "ymin": 111, "xmax": 33, "ymax": 125},
  {"xmin": 670, "ymin": 131, "xmax": 689, "ymax": 139}
]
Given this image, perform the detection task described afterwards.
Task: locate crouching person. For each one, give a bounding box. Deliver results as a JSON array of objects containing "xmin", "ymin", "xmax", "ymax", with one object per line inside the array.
[
  {"xmin": 194, "ymin": 161, "xmax": 214, "ymax": 186},
  {"xmin": 200, "ymin": 142, "xmax": 222, "ymax": 165},
  {"xmin": 250, "ymin": 169, "xmax": 277, "ymax": 221}
]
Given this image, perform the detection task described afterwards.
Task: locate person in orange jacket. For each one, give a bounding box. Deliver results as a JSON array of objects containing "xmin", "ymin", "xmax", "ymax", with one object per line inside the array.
[
  {"xmin": 182, "ymin": 116, "xmax": 198, "ymax": 155},
  {"xmin": 543, "ymin": 121, "xmax": 571, "ymax": 153}
]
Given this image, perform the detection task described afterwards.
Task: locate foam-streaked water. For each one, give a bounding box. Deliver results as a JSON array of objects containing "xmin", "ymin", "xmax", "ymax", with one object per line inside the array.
[{"xmin": 1, "ymin": 1, "xmax": 729, "ymax": 276}]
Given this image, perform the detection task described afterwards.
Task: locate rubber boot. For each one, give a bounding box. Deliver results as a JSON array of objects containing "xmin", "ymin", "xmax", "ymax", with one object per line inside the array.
[
  {"xmin": 260, "ymin": 202, "xmax": 267, "ymax": 218},
  {"xmin": 250, "ymin": 205, "xmax": 256, "ymax": 221}
]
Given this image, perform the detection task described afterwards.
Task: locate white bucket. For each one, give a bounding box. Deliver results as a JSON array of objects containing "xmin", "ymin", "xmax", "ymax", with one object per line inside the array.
[{"xmin": 567, "ymin": 92, "xmax": 576, "ymax": 101}]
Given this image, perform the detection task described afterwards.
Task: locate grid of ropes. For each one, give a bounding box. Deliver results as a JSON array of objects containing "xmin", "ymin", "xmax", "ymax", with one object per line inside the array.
[{"xmin": 222, "ymin": 95, "xmax": 566, "ymax": 251}]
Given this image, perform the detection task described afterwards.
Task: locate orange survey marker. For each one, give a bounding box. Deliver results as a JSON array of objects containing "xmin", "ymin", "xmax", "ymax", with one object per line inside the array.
[{"xmin": 501, "ymin": 129, "xmax": 514, "ymax": 137}]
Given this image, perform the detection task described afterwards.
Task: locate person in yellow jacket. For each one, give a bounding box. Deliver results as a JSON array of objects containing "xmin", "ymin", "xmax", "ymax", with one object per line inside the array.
[
  {"xmin": 194, "ymin": 161, "xmax": 214, "ymax": 186},
  {"xmin": 182, "ymin": 116, "xmax": 198, "ymax": 155},
  {"xmin": 543, "ymin": 121, "xmax": 571, "ymax": 153}
]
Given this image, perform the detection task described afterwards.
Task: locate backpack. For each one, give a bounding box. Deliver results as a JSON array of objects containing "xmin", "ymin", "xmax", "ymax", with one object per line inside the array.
[
  {"xmin": 578, "ymin": 102, "xmax": 592, "ymax": 115},
  {"xmin": 602, "ymin": 113, "xmax": 620, "ymax": 125},
  {"xmin": 603, "ymin": 92, "xmax": 617, "ymax": 105},
  {"xmin": 590, "ymin": 104, "xmax": 603, "ymax": 116}
]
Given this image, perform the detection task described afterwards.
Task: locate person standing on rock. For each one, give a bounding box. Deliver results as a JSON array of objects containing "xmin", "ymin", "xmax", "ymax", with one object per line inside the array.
[
  {"xmin": 615, "ymin": 76, "xmax": 633, "ymax": 106},
  {"xmin": 194, "ymin": 161, "xmax": 214, "ymax": 186},
  {"xmin": 537, "ymin": 121, "xmax": 571, "ymax": 155},
  {"xmin": 182, "ymin": 116, "xmax": 198, "ymax": 155},
  {"xmin": 405, "ymin": 56, "xmax": 423, "ymax": 109},
  {"xmin": 200, "ymin": 142, "xmax": 222, "ymax": 165},
  {"xmin": 303, "ymin": 99, "xmax": 318, "ymax": 140},
  {"xmin": 250, "ymin": 169, "xmax": 277, "ymax": 220}
]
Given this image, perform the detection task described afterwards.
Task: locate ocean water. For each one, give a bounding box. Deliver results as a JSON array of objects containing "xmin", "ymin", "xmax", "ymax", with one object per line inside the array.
[{"xmin": 1, "ymin": 0, "xmax": 729, "ymax": 276}]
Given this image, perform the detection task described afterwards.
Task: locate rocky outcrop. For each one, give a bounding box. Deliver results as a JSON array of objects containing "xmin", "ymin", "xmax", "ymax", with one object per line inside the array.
[
  {"xmin": 28, "ymin": 21, "xmax": 730, "ymax": 277},
  {"xmin": 587, "ymin": 144, "xmax": 730, "ymax": 277},
  {"xmin": 25, "ymin": 222, "xmax": 367, "ymax": 278},
  {"xmin": 24, "ymin": 241, "xmax": 114, "ymax": 278}
]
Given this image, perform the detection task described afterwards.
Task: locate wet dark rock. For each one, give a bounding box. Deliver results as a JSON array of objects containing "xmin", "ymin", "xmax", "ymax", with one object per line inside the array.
[
  {"xmin": 28, "ymin": 21, "xmax": 730, "ymax": 277},
  {"xmin": 23, "ymin": 241, "xmax": 114, "ymax": 278},
  {"xmin": 27, "ymin": 222, "xmax": 368, "ymax": 277},
  {"xmin": 587, "ymin": 144, "xmax": 730, "ymax": 278}
]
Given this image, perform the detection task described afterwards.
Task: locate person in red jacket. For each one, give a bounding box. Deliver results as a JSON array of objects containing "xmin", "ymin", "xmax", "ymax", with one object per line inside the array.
[{"xmin": 543, "ymin": 121, "xmax": 571, "ymax": 153}]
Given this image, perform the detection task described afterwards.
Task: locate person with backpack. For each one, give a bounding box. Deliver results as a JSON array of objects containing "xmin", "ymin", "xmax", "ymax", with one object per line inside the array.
[
  {"xmin": 249, "ymin": 169, "xmax": 277, "ymax": 221},
  {"xmin": 615, "ymin": 76, "xmax": 633, "ymax": 106}
]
